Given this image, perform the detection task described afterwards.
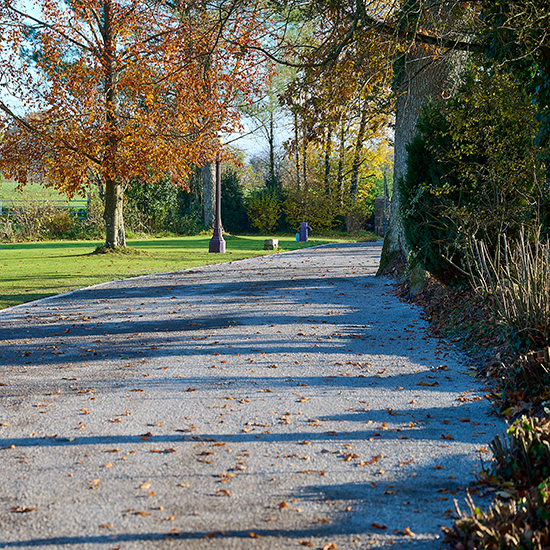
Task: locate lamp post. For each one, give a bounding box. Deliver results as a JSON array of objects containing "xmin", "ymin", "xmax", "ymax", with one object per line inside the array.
[{"xmin": 208, "ymin": 158, "xmax": 226, "ymax": 253}]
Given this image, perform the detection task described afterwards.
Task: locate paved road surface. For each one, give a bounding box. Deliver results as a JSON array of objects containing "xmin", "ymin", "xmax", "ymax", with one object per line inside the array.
[{"xmin": 0, "ymin": 242, "xmax": 504, "ymax": 549}]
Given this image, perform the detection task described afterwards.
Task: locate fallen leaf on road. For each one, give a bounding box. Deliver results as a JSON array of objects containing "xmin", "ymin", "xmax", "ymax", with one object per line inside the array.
[
  {"xmin": 298, "ymin": 542, "xmax": 314, "ymax": 546},
  {"xmin": 372, "ymin": 522, "xmax": 387, "ymax": 530},
  {"xmin": 403, "ymin": 526, "xmax": 415, "ymax": 536},
  {"xmin": 342, "ymin": 453, "xmax": 359, "ymax": 462}
]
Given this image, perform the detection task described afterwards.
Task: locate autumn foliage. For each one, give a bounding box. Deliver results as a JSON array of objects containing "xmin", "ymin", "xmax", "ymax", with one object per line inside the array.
[{"xmin": 0, "ymin": 0, "xmax": 269, "ymax": 247}]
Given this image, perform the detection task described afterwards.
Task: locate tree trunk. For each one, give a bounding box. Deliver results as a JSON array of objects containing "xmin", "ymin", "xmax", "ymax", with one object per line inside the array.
[
  {"xmin": 102, "ymin": 0, "xmax": 126, "ymax": 249},
  {"xmin": 378, "ymin": 43, "xmax": 465, "ymax": 274},
  {"xmin": 350, "ymin": 99, "xmax": 369, "ymax": 202},
  {"xmin": 337, "ymin": 119, "xmax": 346, "ymax": 207},
  {"xmin": 294, "ymin": 111, "xmax": 300, "ymax": 189},
  {"xmin": 104, "ymin": 178, "xmax": 126, "ymax": 247},
  {"xmin": 302, "ymin": 129, "xmax": 307, "ymax": 191},
  {"xmin": 324, "ymin": 125, "xmax": 332, "ymax": 196},
  {"xmin": 268, "ymin": 110, "xmax": 276, "ymax": 187},
  {"xmin": 202, "ymin": 162, "xmax": 215, "ymax": 228}
]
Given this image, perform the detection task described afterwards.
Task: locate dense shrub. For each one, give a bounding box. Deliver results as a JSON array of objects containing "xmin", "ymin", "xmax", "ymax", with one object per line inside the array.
[
  {"xmin": 246, "ymin": 190, "xmax": 281, "ymax": 233},
  {"xmin": 443, "ymin": 485, "xmax": 550, "ymax": 550},
  {"xmin": 167, "ymin": 201, "xmax": 203, "ymax": 236},
  {"xmin": 443, "ymin": 416, "xmax": 550, "ymax": 550},
  {"xmin": 221, "ymin": 167, "xmax": 249, "ymax": 233},
  {"xmin": 46, "ymin": 210, "xmax": 75, "ymax": 236},
  {"xmin": 400, "ymin": 101, "xmax": 467, "ymax": 284},
  {"xmin": 124, "ymin": 174, "xmax": 179, "ymax": 233},
  {"xmin": 283, "ymin": 186, "xmax": 335, "ymax": 232},
  {"xmin": 402, "ymin": 63, "xmax": 544, "ymax": 285},
  {"xmin": 6, "ymin": 203, "xmax": 57, "ymax": 239},
  {"xmin": 489, "ymin": 416, "xmax": 550, "ymax": 489}
]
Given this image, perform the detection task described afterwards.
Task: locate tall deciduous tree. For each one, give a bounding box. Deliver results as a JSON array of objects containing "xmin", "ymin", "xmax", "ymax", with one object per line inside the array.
[
  {"xmin": 0, "ymin": 0, "xmax": 267, "ymax": 247},
  {"xmin": 267, "ymin": 0, "xmax": 479, "ymax": 267}
]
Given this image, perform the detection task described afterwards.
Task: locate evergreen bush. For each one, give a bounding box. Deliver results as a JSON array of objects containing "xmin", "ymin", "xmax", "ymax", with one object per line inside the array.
[
  {"xmin": 400, "ymin": 101, "xmax": 467, "ymax": 284},
  {"xmin": 221, "ymin": 168, "xmax": 249, "ymax": 234}
]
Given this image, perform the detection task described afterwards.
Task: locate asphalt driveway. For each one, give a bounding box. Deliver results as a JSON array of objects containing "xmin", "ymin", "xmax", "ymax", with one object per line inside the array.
[{"xmin": 0, "ymin": 242, "xmax": 504, "ymax": 549}]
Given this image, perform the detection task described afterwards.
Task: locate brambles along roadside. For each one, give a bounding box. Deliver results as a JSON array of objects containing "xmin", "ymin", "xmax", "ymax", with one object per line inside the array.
[
  {"xmin": 398, "ymin": 251, "xmax": 550, "ymax": 549},
  {"xmin": 443, "ymin": 416, "xmax": 550, "ymax": 549}
]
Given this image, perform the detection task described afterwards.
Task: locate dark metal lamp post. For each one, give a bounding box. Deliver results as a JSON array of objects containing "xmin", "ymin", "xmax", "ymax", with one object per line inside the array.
[{"xmin": 209, "ymin": 159, "xmax": 226, "ymax": 253}]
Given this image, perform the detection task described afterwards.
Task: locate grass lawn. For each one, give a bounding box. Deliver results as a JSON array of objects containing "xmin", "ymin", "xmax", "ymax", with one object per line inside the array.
[
  {"xmin": 0, "ymin": 234, "xmax": 365, "ymax": 309},
  {"xmin": 0, "ymin": 179, "xmax": 87, "ymax": 208}
]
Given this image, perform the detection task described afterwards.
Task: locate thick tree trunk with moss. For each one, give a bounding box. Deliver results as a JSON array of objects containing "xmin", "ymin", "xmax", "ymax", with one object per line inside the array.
[{"xmin": 378, "ymin": 45, "xmax": 464, "ymax": 275}]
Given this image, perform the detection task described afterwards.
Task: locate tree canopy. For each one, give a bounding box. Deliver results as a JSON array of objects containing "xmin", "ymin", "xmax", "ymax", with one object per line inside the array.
[{"xmin": 0, "ymin": 0, "xmax": 269, "ymax": 247}]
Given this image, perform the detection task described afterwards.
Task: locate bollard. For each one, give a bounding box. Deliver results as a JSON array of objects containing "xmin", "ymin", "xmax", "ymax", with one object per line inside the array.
[{"xmin": 298, "ymin": 221, "xmax": 312, "ymax": 242}]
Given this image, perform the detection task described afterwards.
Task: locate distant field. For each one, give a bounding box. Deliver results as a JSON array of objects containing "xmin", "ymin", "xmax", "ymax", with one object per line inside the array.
[{"xmin": 0, "ymin": 179, "xmax": 87, "ymax": 208}]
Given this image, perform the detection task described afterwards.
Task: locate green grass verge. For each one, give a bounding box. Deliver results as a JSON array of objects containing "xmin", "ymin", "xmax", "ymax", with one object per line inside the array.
[{"xmin": 0, "ymin": 234, "xmax": 362, "ymax": 309}]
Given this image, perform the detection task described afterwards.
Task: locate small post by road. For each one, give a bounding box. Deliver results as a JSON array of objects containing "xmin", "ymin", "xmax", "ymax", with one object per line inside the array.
[{"xmin": 208, "ymin": 158, "xmax": 226, "ymax": 253}]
